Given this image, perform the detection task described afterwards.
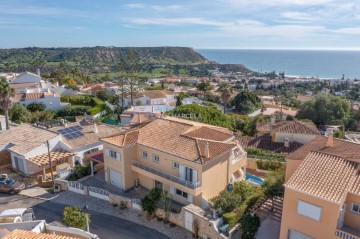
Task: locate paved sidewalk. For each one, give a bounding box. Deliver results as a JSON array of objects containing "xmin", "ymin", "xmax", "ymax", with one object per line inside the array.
[
  {"xmin": 51, "ymin": 190, "xmax": 192, "ymax": 239},
  {"xmin": 19, "ymin": 186, "xmax": 59, "ymax": 201}
]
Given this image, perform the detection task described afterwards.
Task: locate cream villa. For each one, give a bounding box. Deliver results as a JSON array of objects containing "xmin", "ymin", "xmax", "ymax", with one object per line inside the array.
[
  {"xmin": 100, "ymin": 116, "xmax": 247, "ymax": 208},
  {"xmin": 280, "ymin": 135, "xmax": 360, "ymax": 239}
]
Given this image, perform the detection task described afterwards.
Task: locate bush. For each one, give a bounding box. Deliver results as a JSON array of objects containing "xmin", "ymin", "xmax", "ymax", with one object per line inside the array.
[
  {"xmin": 240, "ymin": 213, "xmax": 261, "ymax": 239},
  {"xmin": 67, "ymin": 164, "xmax": 91, "ymax": 181},
  {"xmin": 141, "ymin": 187, "xmax": 162, "ymax": 217},
  {"xmin": 223, "ymin": 212, "xmax": 238, "ymax": 228},
  {"xmin": 246, "ymin": 148, "xmax": 285, "ymax": 161},
  {"xmin": 26, "ymin": 102, "xmax": 46, "ymax": 112},
  {"xmin": 256, "ymin": 159, "xmax": 282, "ymax": 171},
  {"xmin": 61, "ymin": 95, "xmax": 94, "ymax": 106},
  {"xmin": 57, "ymin": 105, "xmax": 90, "ymax": 117},
  {"xmin": 210, "ymin": 181, "xmax": 255, "ymax": 213},
  {"xmin": 63, "ymin": 206, "xmax": 88, "ymax": 230}
]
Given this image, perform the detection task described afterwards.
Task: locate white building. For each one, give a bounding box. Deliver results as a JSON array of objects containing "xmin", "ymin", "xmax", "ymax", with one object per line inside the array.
[
  {"xmin": 13, "ymin": 92, "xmax": 64, "ymax": 111},
  {"xmin": 121, "ymin": 90, "xmax": 177, "ymax": 108},
  {"xmin": 13, "ymin": 72, "xmax": 41, "ymax": 84}
]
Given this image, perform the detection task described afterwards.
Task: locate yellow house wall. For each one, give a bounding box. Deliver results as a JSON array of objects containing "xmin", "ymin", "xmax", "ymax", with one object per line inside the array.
[
  {"xmin": 135, "ymin": 145, "xmax": 203, "ymax": 182},
  {"xmin": 280, "ymin": 188, "xmax": 341, "ymax": 239},
  {"xmin": 103, "ymin": 142, "xmax": 125, "ymax": 188},
  {"xmin": 275, "ymin": 132, "xmax": 316, "ymax": 144},
  {"xmin": 202, "ymin": 153, "xmax": 230, "ymax": 202},
  {"xmin": 122, "ymin": 144, "xmax": 138, "ymax": 190},
  {"xmin": 344, "ymin": 193, "xmax": 360, "ymax": 229}
]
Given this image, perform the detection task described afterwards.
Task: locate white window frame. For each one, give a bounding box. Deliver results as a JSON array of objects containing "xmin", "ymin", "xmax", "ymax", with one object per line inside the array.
[
  {"xmin": 175, "ymin": 188, "xmax": 188, "ymax": 199},
  {"xmin": 141, "ymin": 151, "xmax": 148, "ymax": 159},
  {"xmin": 350, "ymin": 202, "xmax": 360, "ymax": 215},
  {"xmin": 153, "ymin": 154, "xmax": 160, "ymax": 163},
  {"xmin": 172, "ymin": 161, "xmax": 179, "ymax": 170},
  {"xmin": 109, "ymin": 149, "xmax": 119, "ymax": 160},
  {"xmin": 297, "ymin": 200, "xmax": 322, "ymax": 222}
]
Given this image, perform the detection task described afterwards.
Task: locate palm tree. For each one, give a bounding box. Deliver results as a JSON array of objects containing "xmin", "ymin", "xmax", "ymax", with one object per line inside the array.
[
  {"xmin": 0, "ymin": 78, "xmax": 15, "ymax": 130},
  {"xmin": 220, "ymin": 85, "xmax": 233, "ymax": 113}
]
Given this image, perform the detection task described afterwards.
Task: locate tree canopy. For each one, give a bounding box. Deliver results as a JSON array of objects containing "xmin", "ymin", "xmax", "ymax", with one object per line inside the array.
[
  {"xmin": 233, "ymin": 90, "xmax": 262, "ymax": 114},
  {"xmin": 296, "ymin": 93, "xmax": 350, "ymax": 126},
  {"xmin": 167, "ymin": 103, "xmax": 232, "ymax": 129}
]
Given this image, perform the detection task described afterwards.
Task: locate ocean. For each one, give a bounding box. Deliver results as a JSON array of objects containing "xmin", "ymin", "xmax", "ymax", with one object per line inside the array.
[{"xmin": 196, "ymin": 49, "xmax": 360, "ymax": 79}]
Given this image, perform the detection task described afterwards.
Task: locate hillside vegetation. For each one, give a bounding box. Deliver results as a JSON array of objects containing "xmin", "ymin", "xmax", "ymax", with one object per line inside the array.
[{"xmin": 0, "ymin": 46, "xmax": 252, "ymax": 76}]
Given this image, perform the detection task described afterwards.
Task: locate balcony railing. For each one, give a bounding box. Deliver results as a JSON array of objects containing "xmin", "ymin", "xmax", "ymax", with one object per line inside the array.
[
  {"xmin": 132, "ymin": 160, "xmax": 201, "ymax": 189},
  {"xmin": 336, "ymin": 229, "xmax": 360, "ymax": 239}
]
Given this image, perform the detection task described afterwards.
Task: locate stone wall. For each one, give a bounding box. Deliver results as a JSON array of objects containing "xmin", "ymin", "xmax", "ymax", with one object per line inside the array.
[{"xmin": 109, "ymin": 194, "xmax": 132, "ymax": 208}]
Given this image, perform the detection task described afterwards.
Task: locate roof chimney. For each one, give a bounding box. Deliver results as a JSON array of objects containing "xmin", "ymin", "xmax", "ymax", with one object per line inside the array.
[
  {"xmin": 326, "ymin": 134, "xmax": 334, "ymax": 148},
  {"xmin": 93, "ymin": 123, "xmax": 98, "ymax": 133},
  {"xmin": 204, "ymin": 141, "xmax": 210, "ymax": 158}
]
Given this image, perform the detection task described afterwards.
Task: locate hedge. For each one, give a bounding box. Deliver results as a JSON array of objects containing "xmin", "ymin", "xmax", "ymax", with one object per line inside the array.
[
  {"xmin": 246, "ymin": 148, "xmax": 285, "ymax": 161},
  {"xmin": 256, "ymin": 159, "xmax": 283, "ymax": 171},
  {"xmin": 223, "ymin": 212, "xmax": 238, "ymax": 228}
]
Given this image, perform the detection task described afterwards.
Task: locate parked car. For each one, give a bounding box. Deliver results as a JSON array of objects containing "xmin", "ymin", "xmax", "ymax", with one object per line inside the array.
[
  {"xmin": 0, "ymin": 177, "xmax": 25, "ymax": 194},
  {"xmin": 0, "ymin": 208, "xmax": 35, "ymax": 223}
]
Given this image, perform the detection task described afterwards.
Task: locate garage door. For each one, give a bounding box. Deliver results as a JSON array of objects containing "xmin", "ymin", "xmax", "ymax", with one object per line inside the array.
[
  {"xmin": 288, "ymin": 229, "xmax": 312, "ymax": 239},
  {"xmin": 109, "ymin": 169, "xmax": 122, "ymax": 189}
]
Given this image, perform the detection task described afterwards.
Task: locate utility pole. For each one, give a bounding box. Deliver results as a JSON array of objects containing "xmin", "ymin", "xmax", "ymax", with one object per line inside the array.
[{"xmin": 46, "ymin": 140, "xmax": 55, "ymax": 185}]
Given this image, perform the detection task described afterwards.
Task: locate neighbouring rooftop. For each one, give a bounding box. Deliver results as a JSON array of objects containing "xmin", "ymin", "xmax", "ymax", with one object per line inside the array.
[{"xmin": 286, "ymin": 151, "xmax": 360, "ymax": 203}]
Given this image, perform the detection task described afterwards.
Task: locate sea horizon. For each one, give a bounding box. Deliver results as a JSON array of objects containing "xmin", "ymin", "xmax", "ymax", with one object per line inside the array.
[{"xmin": 197, "ymin": 49, "xmax": 360, "ymax": 79}]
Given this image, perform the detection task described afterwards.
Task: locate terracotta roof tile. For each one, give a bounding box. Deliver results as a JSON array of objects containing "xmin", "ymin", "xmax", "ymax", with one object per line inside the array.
[
  {"xmin": 87, "ymin": 149, "xmax": 104, "ymax": 163},
  {"xmin": 130, "ymin": 114, "xmax": 150, "ymax": 124},
  {"xmin": 2, "ymin": 229, "xmax": 78, "ymax": 239},
  {"xmin": 183, "ymin": 126, "xmax": 233, "ymax": 141},
  {"xmin": 0, "ymin": 124, "xmax": 58, "ymax": 155},
  {"xmin": 256, "ymin": 122, "xmax": 271, "ymax": 132},
  {"xmin": 237, "ymin": 134, "xmax": 303, "ymax": 153},
  {"xmin": 272, "ymin": 120, "xmax": 319, "ymax": 135},
  {"xmin": 286, "ymin": 135, "xmax": 360, "ymax": 162},
  {"xmin": 48, "ymin": 121, "xmax": 123, "ymax": 149},
  {"xmin": 102, "ymin": 117, "xmax": 243, "ymax": 164},
  {"xmin": 286, "ymin": 151, "xmax": 359, "ymax": 203}
]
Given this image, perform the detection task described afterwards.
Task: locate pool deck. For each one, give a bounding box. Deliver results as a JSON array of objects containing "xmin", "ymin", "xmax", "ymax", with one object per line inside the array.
[{"xmin": 246, "ymin": 168, "xmax": 266, "ymax": 178}]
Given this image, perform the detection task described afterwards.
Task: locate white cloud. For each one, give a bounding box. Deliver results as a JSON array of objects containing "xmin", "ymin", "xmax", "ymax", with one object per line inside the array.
[
  {"xmin": 332, "ymin": 28, "xmax": 360, "ymax": 35},
  {"xmin": 151, "ymin": 5, "xmax": 183, "ymax": 11},
  {"xmin": 281, "ymin": 12, "xmax": 317, "ymax": 21},
  {"xmin": 123, "ymin": 3, "xmax": 145, "ymax": 9},
  {"xmin": 127, "ymin": 18, "xmax": 224, "ymax": 26},
  {"xmin": 218, "ymin": 0, "xmax": 334, "ymax": 7}
]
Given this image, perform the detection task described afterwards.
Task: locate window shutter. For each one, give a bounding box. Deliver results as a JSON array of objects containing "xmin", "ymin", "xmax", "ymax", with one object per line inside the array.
[
  {"xmin": 192, "ymin": 169, "xmax": 198, "ymax": 183},
  {"xmin": 187, "ymin": 194, "xmax": 193, "ymax": 203},
  {"xmin": 179, "ymin": 165, "xmax": 186, "ymax": 180},
  {"xmin": 105, "ymin": 149, "xmax": 110, "ymax": 157},
  {"xmin": 169, "ymin": 186, "xmax": 175, "ymax": 195}
]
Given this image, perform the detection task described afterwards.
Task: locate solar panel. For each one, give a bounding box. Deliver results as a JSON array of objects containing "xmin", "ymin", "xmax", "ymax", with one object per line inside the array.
[{"xmin": 58, "ymin": 125, "xmax": 84, "ymax": 140}]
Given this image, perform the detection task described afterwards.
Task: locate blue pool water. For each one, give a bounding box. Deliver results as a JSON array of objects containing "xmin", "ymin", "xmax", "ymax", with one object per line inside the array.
[{"xmin": 246, "ymin": 173, "xmax": 264, "ymax": 185}]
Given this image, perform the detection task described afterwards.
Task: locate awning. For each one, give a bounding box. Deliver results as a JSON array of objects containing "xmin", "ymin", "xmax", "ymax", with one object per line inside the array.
[
  {"xmin": 86, "ymin": 150, "xmax": 104, "ymax": 164},
  {"xmin": 28, "ymin": 150, "xmax": 74, "ymax": 167}
]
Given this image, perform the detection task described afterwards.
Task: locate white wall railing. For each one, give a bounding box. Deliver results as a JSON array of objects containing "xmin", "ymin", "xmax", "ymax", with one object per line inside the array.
[
  {"xmin": 88, "ymin": 186, "xmax": 110, "ymax": 201},
  {"xmin": 132, "ymin": 160, "xmax": 201, "ymax": 189},
  {"xmin": 68, "ymin": 181, "xmax": 84, "ymax": 194},
  {"xmin": 336, "ymin": 229, "xmax": 360, "ymax": 239}
]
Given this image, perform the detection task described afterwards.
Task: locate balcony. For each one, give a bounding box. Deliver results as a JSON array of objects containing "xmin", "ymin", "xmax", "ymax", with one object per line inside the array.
[
  {"xmin": 336, "ymin": 226, "xmax": 360, "ymax": 239},
  {"xmin": 132, "ymin": 160, "xmax": 201, "ymax": 189}
]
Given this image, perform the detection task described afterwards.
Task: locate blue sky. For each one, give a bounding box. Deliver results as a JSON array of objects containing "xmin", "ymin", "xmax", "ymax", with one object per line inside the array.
[{"xmin": 1, "ymin": 0, "xmax": 360, "ymax": 49}]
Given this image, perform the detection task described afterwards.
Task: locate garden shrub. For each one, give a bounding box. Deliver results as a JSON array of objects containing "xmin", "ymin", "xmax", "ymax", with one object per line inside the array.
[
  {"xmin": 240, "ymin": 213, "xmax": 260, "ymax": 239},
  {"xmin": 141, "ymin": 187, "xmax": 162, "ymax": 217},
  {"xmin": 256, "ymin": 159, "xmax": 282, "ymax": 171},
  {"xmin": 246, "ymin": 148, "xmax": 285, "ymax": 161},
  {"xmin": 63, "ymin": 206, "xmax": 88, "ymax": 230},
  {"xmin": 67, "ymin": 164, "xmax": 91, "ymax": 181},
  {"xmin": 223, "ymin": 212, "xmax": 238, "ymax": 228}
]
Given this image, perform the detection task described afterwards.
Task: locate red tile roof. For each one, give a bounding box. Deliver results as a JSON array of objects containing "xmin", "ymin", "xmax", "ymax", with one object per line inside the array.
[{"xmin": 87, "ymin": 149, "xmax": 104, "ymax": 164}]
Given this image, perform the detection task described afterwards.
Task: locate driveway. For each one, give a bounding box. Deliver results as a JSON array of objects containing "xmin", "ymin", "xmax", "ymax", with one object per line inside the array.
[{"xmin": 256, "ymin": 217, "xmax": 281, "ymax": 239}]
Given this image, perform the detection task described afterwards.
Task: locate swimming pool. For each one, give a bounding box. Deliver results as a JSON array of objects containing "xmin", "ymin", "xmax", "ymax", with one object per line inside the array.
[{"xmin": 246, "ymin": 173, "xmax": 264, "ymax": 185}]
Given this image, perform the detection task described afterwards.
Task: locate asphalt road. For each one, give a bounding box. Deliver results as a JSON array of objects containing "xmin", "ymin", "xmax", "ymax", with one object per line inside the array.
[{"xmin": 0, "ymin": 194, "xmax": 169, "ymax": 239}]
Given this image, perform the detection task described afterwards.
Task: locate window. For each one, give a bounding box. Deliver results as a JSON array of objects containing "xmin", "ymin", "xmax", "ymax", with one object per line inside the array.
[
  {"xmin": 287, "ymin": 229, "xmax": 313, "ymax": 239},
  {"xmin": 109, "ymin": 149, "xmax": 119, "ymax": 160},
  {"xmin": 297, "ymin": 200, "xmax": 322, "ymax": 221},
  {"xmin": 84, "ymin": 148, "xmax": 99, "ymax": 156},
  {"xmin": 351, "ymin": 203, "xmax": 360, "ymax": 214},
  {"xmin": 153, "ymin": 154, "xmax": 160, "ymax": 163},
  {"xmin": 172, "ymin": 161, "xmax": 179, "ymax": 169},
  {"xmin": 141, "ymin": 151, "xmax": 148, "ymax": 159},
  {"xmin": 176, "ymin": 189, "xmax": 188, "ymax": 199},
  {"xmin": 185, "ymin": 167, "xmax": 193, "ymax": 182}
]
